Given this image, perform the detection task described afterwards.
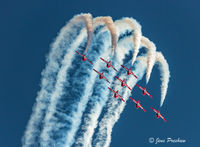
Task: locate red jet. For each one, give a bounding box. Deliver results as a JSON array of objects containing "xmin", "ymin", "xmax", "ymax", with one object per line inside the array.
[
  {"xmin": 150, "ymin": 107, "xmax": 167, "ymax": 122},
  {"xmin": 93, "ymin": 69, "xmax": 110, "ymax": 83},
  {"xmin": 115, "ymin": 76, "xmax": 132, "ymax": 91},
  {"xmin": 75, "ymin": 51, "xmax": 93, "ymax": 65},
  {"xmin": 129, "ymin": 97, "xmax": 146, "ymax": 112},
  {"xmin": 136, "ymin": 84, "xmax": 152, "ymax": 98},
  {"xmin": 108, "ymin": 87, "xmax": 125, "ymax": 102},
  {"xmin": 121, "ymin": 65, "xmax": 137, "ymax": 78},
  {"xmin": 100, "ymin": 57, "xmax": 118, "ymax": 72}
]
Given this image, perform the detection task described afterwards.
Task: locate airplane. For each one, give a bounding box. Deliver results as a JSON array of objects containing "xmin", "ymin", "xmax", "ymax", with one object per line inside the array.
[
  {"xmin": 121, "ymin": 65, "xmax": 138, "ymax": 78},
  {"xmin": 93, "ymin": 69, "xmax": 110, "ymax": 83},
  {"xmin": 150, "ymin": 107, "xmax": 167, "ymax": 122},
  {"xmin": 115, "ymin": 76, "xmax": 132, "ymax": 91},
  {"xmin": 75, "ymin": 51, "xmax": 93, "ymax": 65},
  {"xmin": 129, "ymin": 97, "xmax": 146, "ymax": 112},
  {"xmin": 136, "ymin": 84, "xmax": 152, "ymax": 98},
  {"xmin": 100, "ymin": 57, "xmax": 118, "ymax": 72},
  {"xmin": 108, "ymin": 87, "xmax": 125, "ymax": 102}
]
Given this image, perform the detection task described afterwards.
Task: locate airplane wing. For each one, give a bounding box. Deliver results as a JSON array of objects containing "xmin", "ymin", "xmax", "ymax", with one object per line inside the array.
[
  {"xmin": 100, "ymin": 57, "xmax": 108, "ymax": 63},
  {"xmin": 93, "ymin": 69, "xmax": 101, "ymax": 75},
  {"xmin": 111, "ymin": 64, "xmax": 118, "ymax": 72},
  {"xmin": 75, "ymin": 51, "xmax": 83, "ymax": 57},
  {"xmin": 139, "ymin": 105, "xmax": 146, "ymax": 112},
  {"xmin": 125, "ymin": 83, "xmax": 132, "ymax": 91},
  {"xmin": 136, "ymin": 84, "xmax": 143, "ymax": 90},
  {"xmin": 118, "ymin": 94, "xmax": 125, "ymax": 102},
  {"xmin": 150, "ymin": 107, "xmax": 158, "ymax": 113},
  {"xmin": 129, "ymin": 97, "xmax": 137, "ymax": 104},
  {"xmin": 131, "ymin": 71, "xmax": 138, "ymax": 78},
  {"xmin": 115, "ymin": 76, "xmax": 123, "ymax": 82},
  {"xmin": 146, "ymin": 91, "xmax": 153, "ymax": 98},
  {"xmin": 108, "ymin": 87, "xmax": 116, "ymax": 94},
  {"xmin": 103, "ymin": 76, "xmax": 110, "ymax": 83},
  {"xmin": 160, "ymin": 114, "xmax": 167, "ymax": 122},
  {"xmin": 121, "ymin": 65, "xmax": 128, "ymax": 71},
  {"xmin": 86, "ymin": 58, "xmax": 93, "ymax": 65}
]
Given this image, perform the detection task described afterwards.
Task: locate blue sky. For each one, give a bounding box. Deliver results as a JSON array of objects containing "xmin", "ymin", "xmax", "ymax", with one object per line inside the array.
[{"xmin": 0, "ymin": 0, "xmax": 200, "ymax": 146}]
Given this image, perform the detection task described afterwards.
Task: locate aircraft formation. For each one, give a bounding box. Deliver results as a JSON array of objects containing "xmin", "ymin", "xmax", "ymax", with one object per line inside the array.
[{"xmin": 75, "ymin": 50, "xmax": 167, "ymax": 122}]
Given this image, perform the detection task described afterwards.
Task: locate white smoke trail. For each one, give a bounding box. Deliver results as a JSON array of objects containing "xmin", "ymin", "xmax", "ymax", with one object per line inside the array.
[
  {"xmin": 115, "ymin": 18, "xmax": 142, "ymax": 65},
  {"xmin": 155, "ymin": 52, "xmax": 170, "ymax": 107},
  {"xmin": 74, "ymin": 13, "xmax": 93, "ymax": 53},
  {"xmin": 63, "ymin": 30, "xmax": 112, "ymax": 147},
  {"xmin": 141, "ymin": 36, "xmax": 156, "ymax": 83},
  {"xmin": 22, "ymin": 13, "xmax": 90, "ymax": 147},
  {"xmin": 93, "ymin": 17, "xmax": 118, "ymax": 54},
  {"xmin": 115, "ymin": 18, "xmax": 157, "ymax": 84},
  {"xmin": 39, "ymin": 28, "xmax": 89, "ymax": 147},
  {"xmin": 94, "ymin": 56, "xmax": 147, "ymax": 147},
  {"xmin": 73, "ymin": 37, "xmax": 133, "ymax": 147}
]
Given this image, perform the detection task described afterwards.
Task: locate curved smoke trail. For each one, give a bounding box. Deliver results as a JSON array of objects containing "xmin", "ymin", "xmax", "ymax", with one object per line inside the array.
[
  {"xmin": 141, "ymin": 36, "xmax": 156, "ymax": 83},
  {"xmin": 39, "ymin": 24, "xmax": 117, "ymax": 147},
  {"xmin": 115, "ymin": 18, "xmax": 142, "ymax": 65},
  {"xmin": 93, "ymin": 17, "xmax": 118, "ymax": 54},
  {"xmin": 75, "ymin": 13, "xmax": 93, "ymax": 53},
  {"xmin": 22, "ymin": 13, "xmax": 91, "ymax": 147},
  {"xmin": 155, "ymin": 52, "xmax": 170, "ymax": 107},
  {"xmin": 39, "ymin": 27, "xmax": 89, "ymax": 147},
  {"xmin": 37, "ymin": 13, "xmax": 93, "ymax": 147},
  {"xmin": 39, "ymin": 26, "xmax": 109, "ymax": 146},
  {"xmin": 115, "ymin": 19, "xmax": 157, "ymax": 84},
  {"xmin": 34, "ymin": 13, "xmax": 93, "ymax": 147},
  {"xmin": 64, "ymin": 17, "xmax": 119, "ymax": 146}
]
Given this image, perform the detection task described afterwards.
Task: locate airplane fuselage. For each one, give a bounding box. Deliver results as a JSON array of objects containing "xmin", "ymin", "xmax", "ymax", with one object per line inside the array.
[
  {"xmin": 127, "ymin": 69, "xmax": 132, "ymax": 75},
  {"xmin": 136, "ymin": 103, "xmax": 139, "ymax": 109},
  {"xmin": 83, "ymin": 55, "xmax": 87, "ymax": 61},
  {"xmin": 143, "ymin": 89, "xmax": 147, "ymax": 95},
  {"xmin": 121, "ymin": 81, "xmax": 125, "ymax": 87},
  {"xmin": 114, "ymin": 92, "xmax": 119, "ymax": 98},
  {"xmin": 156, "ymin": 113, "xmax": 161, "ymax": 118},
  {"xmin": 107, "ymin": 61, "xmax": 111, "ymax": 68},
  {"xmin": 99, "ymin": 73, "xmax": 104, "ymax": 79}
]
